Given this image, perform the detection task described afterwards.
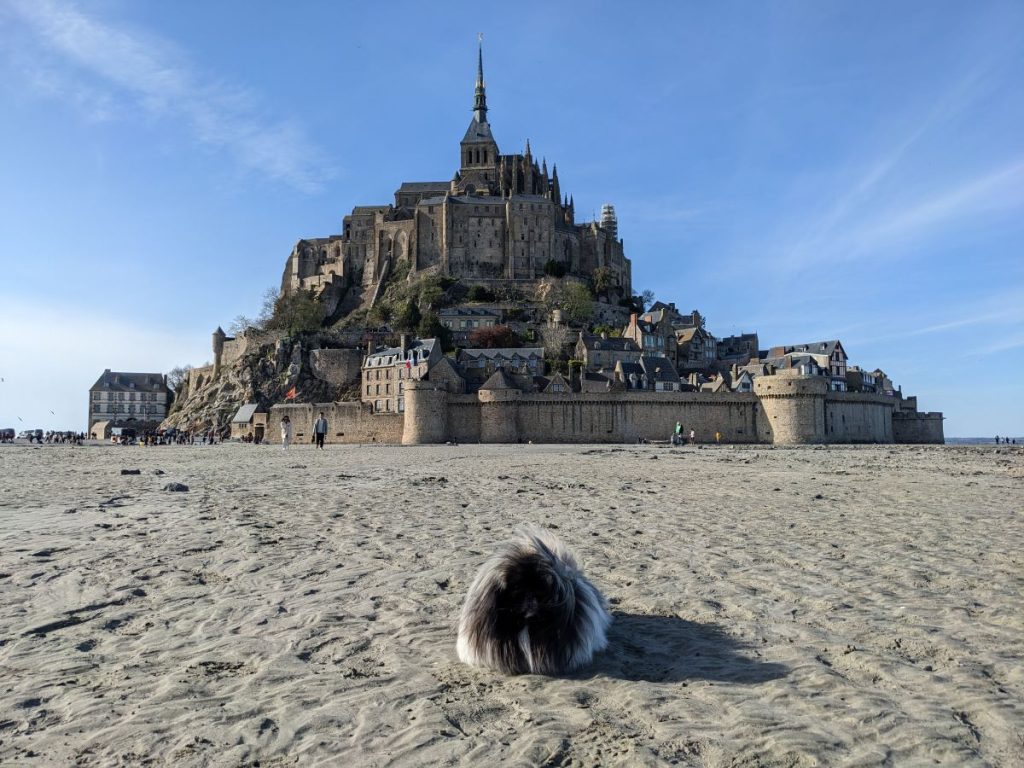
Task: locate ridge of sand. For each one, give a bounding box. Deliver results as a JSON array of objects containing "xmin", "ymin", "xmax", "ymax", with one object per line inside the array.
[{"xmin": 1, "ymin": 443, "xmax": 1022, "ymax": 766}]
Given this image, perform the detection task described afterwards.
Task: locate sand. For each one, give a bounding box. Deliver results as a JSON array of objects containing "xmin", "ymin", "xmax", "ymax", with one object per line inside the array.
[{"xmin": 1, "ymin": 442, "xmax": 1022, "ymax": 767}]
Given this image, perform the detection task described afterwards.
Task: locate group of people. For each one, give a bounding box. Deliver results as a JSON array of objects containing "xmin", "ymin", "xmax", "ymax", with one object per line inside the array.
[
  {"xmin": 994, "ymin": 436, "xmax": 1017, "ymax": 445},
  {"xmin": 279, "ymin": 412, "xmax": 329, "ymax": 450},
  {"xmin": 43, "ymin": 431, "xmax": 86, "ymax": 444}
]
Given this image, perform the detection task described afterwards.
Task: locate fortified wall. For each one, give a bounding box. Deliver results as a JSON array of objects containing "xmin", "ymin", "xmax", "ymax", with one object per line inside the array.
[{"xmin": 265, "ymin": 374, "xmax": 942, "ymax": 446}]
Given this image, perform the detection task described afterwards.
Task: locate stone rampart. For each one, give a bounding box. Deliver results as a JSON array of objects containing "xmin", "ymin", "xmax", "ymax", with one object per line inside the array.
[
  {"xmin": 892, "ymin": 412, "xmax": 945, "ymax": 444},
  {"xmin": 268, "ymin": 402, "xmax": 402, "ymax": 444},
  {"xmin": 256, "ymin": 375, "xmax": 938, "ymax": 447},
  {"xmin": 823, "ymin": 392, "xmax": 896, "ymax": 443}
]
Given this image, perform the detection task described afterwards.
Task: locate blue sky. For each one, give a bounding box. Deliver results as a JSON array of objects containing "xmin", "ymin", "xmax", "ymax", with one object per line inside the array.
[{"xmin": 0, "ymin": 0, "xmax": 1021, "ymax": 436}]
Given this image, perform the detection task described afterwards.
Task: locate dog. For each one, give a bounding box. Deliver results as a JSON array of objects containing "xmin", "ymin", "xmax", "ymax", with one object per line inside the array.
[{"xmin": 456, "ymin": 526, "xmax": 612, "ymax": 675}]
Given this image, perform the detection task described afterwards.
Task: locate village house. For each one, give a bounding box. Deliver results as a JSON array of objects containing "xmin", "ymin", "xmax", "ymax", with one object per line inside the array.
[
  {"xmin": 457, "ymin": 346, "xmax": 544, "ymax": 391},
  {"xmin": 767, "ymin": 340, "xmax": 849, "ymax": 391},
  {"xmin": 230, "ymin": 403, "xmax": 267, "ymax": 441},
  {"xmin": 845, "ymin": 366, "xmax": 878, "ymax": 393},
  {"xmin": 622, "ymin": 312, "xmax": 677, "ymax": 366},
  {"xmin": 574, "ymin": 331, "xmax": 641, "ymax": 372},
  {"xmin": 439, "ymin": 307, "xmax": 501, "ymax": 344},
  {"xmin": 675, "ymin": 326, "xmax": 718, "ymax": 372},
  {"xmin": 717, "ymin": 332, "xmax": 760, "ymax": 364},
  {"xmin": 88, "ymin": 370, "xmax": 171, "ymax": 433},
  {"xmin": 362, "ymin": 336, "xmax": 441, "ymax": 413},
  {"xmin": 614, "ymin": 355, "xmax": 681, "ymax": 392},
  {"xmin": 645, "ymin": 303, "xmax": 703, "ymax": 330}
]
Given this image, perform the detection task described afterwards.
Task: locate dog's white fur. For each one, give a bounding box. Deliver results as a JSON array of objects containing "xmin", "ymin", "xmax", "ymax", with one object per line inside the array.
[{"xmin": 456, "ymin": 526, "xmax": 612, "ymax": 675}]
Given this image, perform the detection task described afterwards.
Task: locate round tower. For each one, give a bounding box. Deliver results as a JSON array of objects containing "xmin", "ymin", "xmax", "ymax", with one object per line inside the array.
[
  {"xmin": 402, "ymin": 380, "xmax": 449, "ymax": 445},
  {"xmin": 212, "ymin": 326, "xmax": 227, "ymax": 378},
  {"xmin": 754, "ymin": 374, "xmax": 828, "ymax": 445}
]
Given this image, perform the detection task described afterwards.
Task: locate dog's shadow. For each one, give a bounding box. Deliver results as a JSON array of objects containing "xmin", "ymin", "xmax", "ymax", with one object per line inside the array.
[{"xmin": 577, "ymin": 612, "xmax": 788, "ymax": 684}]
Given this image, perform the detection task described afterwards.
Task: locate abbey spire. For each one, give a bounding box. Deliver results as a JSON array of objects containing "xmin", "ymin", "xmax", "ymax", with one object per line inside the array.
[{"xmin": 473, "ymin": 37, "xmax": 488, "ymax": 124}]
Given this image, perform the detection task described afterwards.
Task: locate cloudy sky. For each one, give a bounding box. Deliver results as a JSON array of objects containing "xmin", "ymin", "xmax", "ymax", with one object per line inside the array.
[{"xmin": 1, "ymin": 0, "xmax": 1021, "ymax": 436}]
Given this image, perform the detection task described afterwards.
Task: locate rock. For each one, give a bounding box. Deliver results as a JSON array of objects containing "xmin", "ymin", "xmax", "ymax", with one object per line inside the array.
[
  {"xmin": 153, "ymin": 469, "xmax": 165, "ymax": 475},
  {"xmin": 163, "ymin": 483, "xmax": 189, "ymax": 493},
  {"xmin": 120, "ymin": 469, "xmax": 141, "ymax": 475}
]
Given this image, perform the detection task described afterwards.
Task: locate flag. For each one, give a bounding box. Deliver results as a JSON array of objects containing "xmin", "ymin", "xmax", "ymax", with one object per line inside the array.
[{"xmin": 284, "ymin": 386, "xmax": 297, "ymax": 400}]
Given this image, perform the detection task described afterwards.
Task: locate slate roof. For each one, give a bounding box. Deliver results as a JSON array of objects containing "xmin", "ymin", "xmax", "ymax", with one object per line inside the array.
[
  {"xmin": 439, "ymin": 307, "xmax": 500, "ymax": 318},
  {"xmin": 479, "ymin": 369, "xmax": 516, "ymax": 390},
  {"xmin": 462, "ymin": 117, "xmax": 495, "ymax": 144},
  {"xmin": 90, "ymin": 370, "xmax": 167, "ymax": 392},
  {"xmin": 774, "ymin": 340, "xmax": 844, "ymax": 358},
  {"xmin": 397, "ymin": 182, "xmax": 450, "ymax": 192},
  {"xmin": 578, "ymin": 332, "xmax": 640, "ymax": 353},
  {"xmin": 640, "ymin": 356, "xmax": 680, "ymax": 383},
  {"xmin": 580, "ymin": 371, "xmax": 614, "ymax": 393},
  {"xmin": 459, "ymin": 347, "xmax": 543, "ymax": 361},
  {"xmin": 365, "ymin": 338, "xmax": 437, "ymax": 366},
  {"xmin": 232, "ymin": 403, "xmax": 259, "ymax": 424}
]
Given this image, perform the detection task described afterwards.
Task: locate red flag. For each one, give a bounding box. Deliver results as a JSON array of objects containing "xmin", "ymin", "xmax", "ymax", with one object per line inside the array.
[{"xmin": 284, "ymin": 386, "xmax": 297, "ymax": 400}]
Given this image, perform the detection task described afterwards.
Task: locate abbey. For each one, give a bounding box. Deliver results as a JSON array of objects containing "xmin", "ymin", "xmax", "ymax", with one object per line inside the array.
[{"xmin": 280, "ymin": 44, "xmax": 631, "ymax": 315}]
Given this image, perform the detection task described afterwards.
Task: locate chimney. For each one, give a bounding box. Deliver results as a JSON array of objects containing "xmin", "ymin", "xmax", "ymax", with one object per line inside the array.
[
  {"xmin": 630, "ymin": 312, "xmax": 637, "ymax": 327},
  {"xmin": 400, "ymin": 334, "xmax": 408, "ymax": 353}
]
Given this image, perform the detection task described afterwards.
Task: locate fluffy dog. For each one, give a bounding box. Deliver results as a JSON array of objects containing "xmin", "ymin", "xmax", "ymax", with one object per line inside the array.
[{"xmin": 456, "ymin": 526, "xmax": 612, "ymax": 675}]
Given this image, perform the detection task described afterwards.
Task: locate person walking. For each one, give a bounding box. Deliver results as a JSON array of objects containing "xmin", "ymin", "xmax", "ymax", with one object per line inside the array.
[
  {"xmin": 673, "ymin": 421, "xmax": 682, "ymax": 446},
  {"xmin": 314, "ymin": 411, "xmax": 328, "ymax": 449},
  {"xmin": 689, "ymin": 428, "xmax": 696, "ymax": 445},
  {"xmin": 280, "ymin": 415, "xmax": 293, "ymax": 450},
  {"xmin": 715, "ymin": 431, "xmax": 721, "ymax": 444}
]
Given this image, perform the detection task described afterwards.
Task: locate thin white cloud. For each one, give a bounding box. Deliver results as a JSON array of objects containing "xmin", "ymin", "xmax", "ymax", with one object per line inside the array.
[
  {"xmin": 6, "ymin": 0, "xmax": 330, "ymax": 192},
  {"xmin": 854, "ymin": 159, "xmax": 1024, "ymax": 246},
  {"xmin": 774, "ymin": 62, "xmax": 1010, "ymax": 272}
]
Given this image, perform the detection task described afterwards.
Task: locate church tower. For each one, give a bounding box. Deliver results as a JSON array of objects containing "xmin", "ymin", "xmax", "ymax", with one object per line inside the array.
[{"xmin": 457, "ymin": 38, "xmax": 499, "ymax": 194}]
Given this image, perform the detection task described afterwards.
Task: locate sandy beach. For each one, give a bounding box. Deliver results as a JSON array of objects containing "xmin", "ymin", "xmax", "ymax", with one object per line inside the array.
[{"xmin": 0, "ymin": 442, "xmax": 1022, "ymax": 766}]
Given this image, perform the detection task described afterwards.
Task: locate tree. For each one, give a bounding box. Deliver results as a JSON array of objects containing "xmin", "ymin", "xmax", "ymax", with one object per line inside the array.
[
  {"xmin": 560, "ymin": 282, "xmax": 594, "ymax": 325},
  {"xmin": 591, "ymin": 266, "xmax": 614, "ymax": 296},
  {"xmin": 166, "ymin": 365, "xmax": 193, "ymax": 392},
  {"xmin": 592, "ymin": 324, "xmax": 621, "ymax": 338},
  {"xmin": 417, "ymin": 310, "xmax": 453, "ymax": 351},
  {"xmin": 469, "ymin": 325, "xmax": 523, "ymax": 349},
  {"xmin": 257, "ymin": 287, "xmax": 278, "ymax": 329},
  {"xmin": 228, "ymin": 315, "xmax": 256, "ymax": 336},
  {"xmin": 466, "ymin": 285, "xmax": 496, "ymax": 302},
  {"xmin": 265, "ymin": 289, "xmax": 326, "ymax": 336},
  {"xmin": 640, "ymin": 289, "xmax": 655, "ymax": 311},
  {"xmin": 541, "ymin": 322, "xmax": 571, "ymax": 361},
  {"xmin": 392, "ymin": 299, "xmax": 422, "ymax": 332}
]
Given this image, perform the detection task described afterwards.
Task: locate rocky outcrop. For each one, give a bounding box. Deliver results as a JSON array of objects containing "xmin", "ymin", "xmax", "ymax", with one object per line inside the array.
[{"xmin": 162, "ymin": 332, "xmax": 362, "ymax": 435}]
